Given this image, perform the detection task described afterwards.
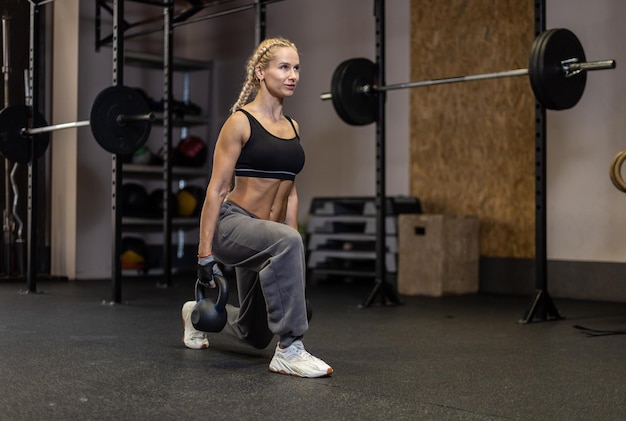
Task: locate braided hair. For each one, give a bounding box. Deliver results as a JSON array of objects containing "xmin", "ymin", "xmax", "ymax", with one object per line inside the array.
[{"xmin": 230, "ymin": 37, "xmax": 298, "ymax": 114}]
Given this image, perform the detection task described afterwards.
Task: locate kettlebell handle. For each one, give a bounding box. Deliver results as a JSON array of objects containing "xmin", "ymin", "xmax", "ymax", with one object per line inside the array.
[
  {"xmin": 191, "ymin": 273, "xmax": 230, "ymax": 332},
  {"xmin": 195, "ymin": 274, "xmax": 229, "ymax": 311}
]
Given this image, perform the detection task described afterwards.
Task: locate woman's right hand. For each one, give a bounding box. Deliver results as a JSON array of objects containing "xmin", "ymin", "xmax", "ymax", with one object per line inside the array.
[{"xmin": 197, "ymin": 255, "xmax": 223, "ymax": 288}]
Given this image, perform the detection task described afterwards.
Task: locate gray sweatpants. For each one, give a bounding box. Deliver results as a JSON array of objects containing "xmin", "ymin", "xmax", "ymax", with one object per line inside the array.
[{"xmin": 212, "ymin": 201, "xmax": 308, "ymax": 349}]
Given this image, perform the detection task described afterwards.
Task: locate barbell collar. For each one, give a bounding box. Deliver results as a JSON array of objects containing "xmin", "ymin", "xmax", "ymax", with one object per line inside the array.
[
  {"xmin": 21, "ymin": 120, "xmax": 90, "ymax": 136},
  {"xmin": 562, "ymin": 58, "xmax": 616, "ymax": 78},
  {"xmin": 116, "ymin": 112, "xmax": 156, "ymax": 126}
]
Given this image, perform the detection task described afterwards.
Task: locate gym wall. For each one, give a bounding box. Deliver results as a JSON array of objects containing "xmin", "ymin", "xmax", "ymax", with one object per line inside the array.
[
  {"xmin": 49, "ymin": 0, "xmax": 626, "ymax": 302},
  {"xmin": 54, "ymin": 0, "xmax": 411, "ymax": 280}
]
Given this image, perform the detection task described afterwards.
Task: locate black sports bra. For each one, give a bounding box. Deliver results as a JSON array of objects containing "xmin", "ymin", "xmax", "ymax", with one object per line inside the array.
[{"xmin": 234, "ymin": 109, "xmax": 305, "ymax": 181}]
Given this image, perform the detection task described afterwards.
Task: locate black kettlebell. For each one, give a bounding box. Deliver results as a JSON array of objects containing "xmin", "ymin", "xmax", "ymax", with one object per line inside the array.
[{"xmin": 191, "ymin": 274, "xmax": 229, "ymax": 332}]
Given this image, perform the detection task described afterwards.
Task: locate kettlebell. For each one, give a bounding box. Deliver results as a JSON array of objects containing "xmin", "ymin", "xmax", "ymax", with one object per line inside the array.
[{"xmin": 191, "ymin": 274, "xmax": 229, "ymax": 332}]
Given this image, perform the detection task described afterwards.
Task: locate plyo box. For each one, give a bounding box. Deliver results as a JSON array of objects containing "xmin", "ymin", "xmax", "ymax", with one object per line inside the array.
[{"xmin": 398, "ymin": 214, "xmax": 479, "ymax": 296}]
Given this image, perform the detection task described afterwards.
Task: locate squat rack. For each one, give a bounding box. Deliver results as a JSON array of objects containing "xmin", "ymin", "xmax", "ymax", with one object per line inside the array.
[{"xmin": 363, "ymin": 0, "xmax": 562, "ymax": 322}]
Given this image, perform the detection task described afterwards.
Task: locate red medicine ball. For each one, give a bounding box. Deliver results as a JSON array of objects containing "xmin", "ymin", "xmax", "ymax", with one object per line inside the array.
[{"xmin": 177, "ymin": 135, "xmax": 207, "ymax": 167}]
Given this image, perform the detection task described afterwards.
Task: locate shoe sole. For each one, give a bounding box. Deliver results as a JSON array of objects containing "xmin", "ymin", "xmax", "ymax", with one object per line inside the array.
[
  {"xmin": 269, "ymin": 366, "xmax": 333, "ymax": 378},
  {"xmin": 182, "ymin": 306, "xmax": 208, "ymax": 349}
]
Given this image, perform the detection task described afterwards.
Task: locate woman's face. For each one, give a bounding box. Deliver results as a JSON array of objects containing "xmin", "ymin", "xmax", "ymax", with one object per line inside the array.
[{"xmin": 258, "ymin": 47, "xmax": 300, "ymax": 98}]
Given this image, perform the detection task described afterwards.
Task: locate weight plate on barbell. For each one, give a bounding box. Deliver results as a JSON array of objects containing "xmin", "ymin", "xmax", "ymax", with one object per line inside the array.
[
  {"xmin": 90, "ymin": 85, "xmax": 152, "ymax": 155},
  {"xmin": 0, "ymin": 105, "xmax": 51, "ymax": 163},
  {"xmin": 529, "ymin": 28, "xmax": 587, "ymax": 110},
  {"xmin": 330, "ymin": 58, "xmax": 378, "ymax": 126}
]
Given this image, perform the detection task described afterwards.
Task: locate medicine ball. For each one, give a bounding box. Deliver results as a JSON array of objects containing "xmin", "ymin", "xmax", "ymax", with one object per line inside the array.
[
  {"xmin": 146, "ymin": 188, "xmax": 177, "ymax": 218},
  {"xmin": 177, "ymin": 185, "xmax": 205, "ymax": 217},
  {"xmin": 131, "ymin": 146, "xmax": 154, "ymax": 165},
  {"xmin": 176, "ymin": 135, "xmax": 207, "ymax": 167},
  {"xmin": 121, "ymin": 236, "xmax": 147, "ymax": 269},
  {"xmin": 121, "ymin": 183, "xmax": 149, "ymax": 217}
]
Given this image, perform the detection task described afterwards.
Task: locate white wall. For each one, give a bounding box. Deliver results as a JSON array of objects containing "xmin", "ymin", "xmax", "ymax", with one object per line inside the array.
[{"xmin": 546, "ymin": 0, "xmax": 626, "ymax": 262}]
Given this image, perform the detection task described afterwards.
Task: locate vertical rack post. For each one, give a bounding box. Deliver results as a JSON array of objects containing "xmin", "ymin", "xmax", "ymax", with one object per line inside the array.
[
  {"xmin": 26, "ymin": 0, "xmax": 42, "ymax": 294},
  {"xmin": 162, "ymin": 0, "xmax": 174, "ymax": 287},
  {"xmin": 254, "ymin": 0, "xmax": 266, "ymax": 45},
  {"xmin": 361, "ymin": 0, "xmax": 401, "ymax": 307},
  {"xmin": 520, "ymin": 0, "xmax": 562, "ymax": 323},
  {"xmin": 2, "ymin": 17, "xmax": 14, "ymax": 277},
  {"xmin": 110, "ymin": 0, "xmax": 124, "ymax": 303}
]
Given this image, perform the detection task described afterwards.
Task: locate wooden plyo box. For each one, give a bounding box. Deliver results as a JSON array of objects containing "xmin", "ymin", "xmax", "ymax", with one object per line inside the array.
[{"xmin": 398, "ymin": 214, "xmax": 479, "ymax": 296}]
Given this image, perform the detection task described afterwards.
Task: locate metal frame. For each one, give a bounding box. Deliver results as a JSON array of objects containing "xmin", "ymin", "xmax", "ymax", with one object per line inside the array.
[
  {"xmin": 110, "ymin": 0, "xmax": 125, "ymax": 303},
  {"xmin": 95, "ymin": 0, "xmax": 280, "ymax": 51},
  {"xmin": 361, "ymin": 0, "xmax": 401, "ymax": 307},
  {"xmin": 107, "ymin": 0, "xmax": 175, "ymax": 303},
  {"xmin": 26, "ymin": 0, "xmax": 43, "ymax": 294},
  {"xmin": 103, "ymin": 0, "xmax": 270, "ymax": 303},
  {"xmin": 520, "ymin": 0, "xmax": 563, "ymax": 323},
  {"xmin": 361, "ymin": 0, "xmax": 564, "ymax": 319},
  {"xmin": 161, "ymin": 0, "xmax": 174, "ymax": 292}
]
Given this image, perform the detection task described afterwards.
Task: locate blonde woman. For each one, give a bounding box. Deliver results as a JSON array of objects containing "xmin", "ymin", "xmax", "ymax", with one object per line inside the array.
[{"xmin": 181, "ymin": 37, "xmax": 332, "ymax": 378}]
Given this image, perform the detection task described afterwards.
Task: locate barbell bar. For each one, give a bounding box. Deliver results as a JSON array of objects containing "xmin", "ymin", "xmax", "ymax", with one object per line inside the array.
[
  {"xmin": 321, "ymin": 28, "xmax": 617, "ymax": 125},
  {"xmin": 0, "ymin": 85, "xmax": 155, "ymax": 163},
  {"xmin": 21, "ymin": 120, "xmax": 91, "ymax": 136}
]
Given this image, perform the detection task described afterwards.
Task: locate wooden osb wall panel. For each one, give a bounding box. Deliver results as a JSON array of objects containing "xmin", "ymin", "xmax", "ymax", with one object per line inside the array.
[{"xmin": 409, "ymin": 0, "xmax": 535, "ymax": 257}]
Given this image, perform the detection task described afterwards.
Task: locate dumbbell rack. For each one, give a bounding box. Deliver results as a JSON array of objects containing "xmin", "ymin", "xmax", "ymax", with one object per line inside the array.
[{"xmin": 306, "ymin": 196, "xmax": 421, "ymax": 290}]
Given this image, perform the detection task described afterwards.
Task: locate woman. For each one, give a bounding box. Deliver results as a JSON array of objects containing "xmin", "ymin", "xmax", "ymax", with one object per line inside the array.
[{"xmin": 181, "ymin": 37, "xmax": 333, "ymax": 378}]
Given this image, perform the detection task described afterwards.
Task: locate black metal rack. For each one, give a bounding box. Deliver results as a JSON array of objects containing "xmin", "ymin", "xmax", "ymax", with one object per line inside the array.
[
  {"xmin": 362, "ymin": 0, "xmax": 562, "ymax": 321},
  {"xmin": 96, "ymin": 0, "xmax": 273, "ymax": 303},
  {"xmin": 520, "ymin": 0, "xmax": 563, "ymax": 323}
]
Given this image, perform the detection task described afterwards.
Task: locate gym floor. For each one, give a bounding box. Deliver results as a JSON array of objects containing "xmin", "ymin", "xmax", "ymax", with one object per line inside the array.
[{"xmin": 1, "ymin": 276, "xmax": 624, "ymax": 420}]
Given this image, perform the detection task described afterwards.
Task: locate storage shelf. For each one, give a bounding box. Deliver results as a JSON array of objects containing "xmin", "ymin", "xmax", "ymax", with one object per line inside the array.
[
  {"xmin": 122, "ymin": 164, "xmax": 207, "ymax": 178},
  {"xmin": 122, "ymin": 216, "xmax": 199, "ymax": 227},
  {"xmin": 125, "ymin": 50, "xmax": 212, "ymax": 71},
  {"xmin": 306, "ymin": 196, "xmax": 421, "ymax": 285},
  {"xmin": 153, "ymin": 113, "xmax": 209, "ymax": 127}
]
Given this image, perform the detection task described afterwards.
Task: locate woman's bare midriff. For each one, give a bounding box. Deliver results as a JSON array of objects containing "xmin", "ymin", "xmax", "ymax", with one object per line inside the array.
[{"xmin": 226, "ymin": 176, "xmax": 293, "ymax": 222}]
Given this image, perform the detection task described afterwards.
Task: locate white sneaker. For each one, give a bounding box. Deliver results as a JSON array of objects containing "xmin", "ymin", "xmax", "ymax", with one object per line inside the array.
[
  {"xmin": 181, "ymin": 301, "xmax": 209, "ymax": 349},
  {"xmin": 269, "ymin": 340, "xmax": 333, "ymax": 378}
]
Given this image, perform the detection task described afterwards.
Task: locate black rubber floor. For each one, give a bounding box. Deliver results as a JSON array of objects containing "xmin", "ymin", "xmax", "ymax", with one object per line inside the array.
[{"xmin": 1, "ymin": 276, "xmax": 624, "ymax": 420}]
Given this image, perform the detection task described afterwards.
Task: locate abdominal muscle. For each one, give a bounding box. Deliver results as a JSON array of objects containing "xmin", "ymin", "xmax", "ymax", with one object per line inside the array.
[{"xmin": 226, "ymin": 176, "xmax": 293, "ymax": 222}]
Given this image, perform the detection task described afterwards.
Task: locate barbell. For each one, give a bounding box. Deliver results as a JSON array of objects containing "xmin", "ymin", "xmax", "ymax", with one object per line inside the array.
[
  {"xmin": 321, "ymin": 28, "xmax": 616, "ymax": 125},
  {"xmin": 0, "ymin": 85, "xmax": 155, "ymax": 163}
]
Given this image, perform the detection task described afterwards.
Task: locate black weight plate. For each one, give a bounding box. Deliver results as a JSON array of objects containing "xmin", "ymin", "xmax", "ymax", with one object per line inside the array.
[
  {"xmin": 0, "ymin": 105, "xmax": 50, "ymax": 163},
  {"xmin": 528, "ymin": 30, "xmax": 552, "ymax": 108},
  {"xmin": 90, "ymin": 85, "xmax": 152, "ymax": 155},
  {"xmin": 529, "ymin": 28, "xmax": 587, "ymax": 110},
  {"xmin": 331, "ymin": 58, "xmax": 378, "ymax": 125}
]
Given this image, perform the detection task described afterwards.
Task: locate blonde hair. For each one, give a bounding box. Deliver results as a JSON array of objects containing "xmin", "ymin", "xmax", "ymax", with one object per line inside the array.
[{"xmin": 230, "ymin": 37, "xmax": 298, "ymax": 114}]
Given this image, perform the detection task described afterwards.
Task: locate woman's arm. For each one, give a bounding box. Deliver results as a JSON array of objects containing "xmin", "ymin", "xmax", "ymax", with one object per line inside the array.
[{"xmin": 197, "ymin": 113, "xmax": 248, "ymax": 257}]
